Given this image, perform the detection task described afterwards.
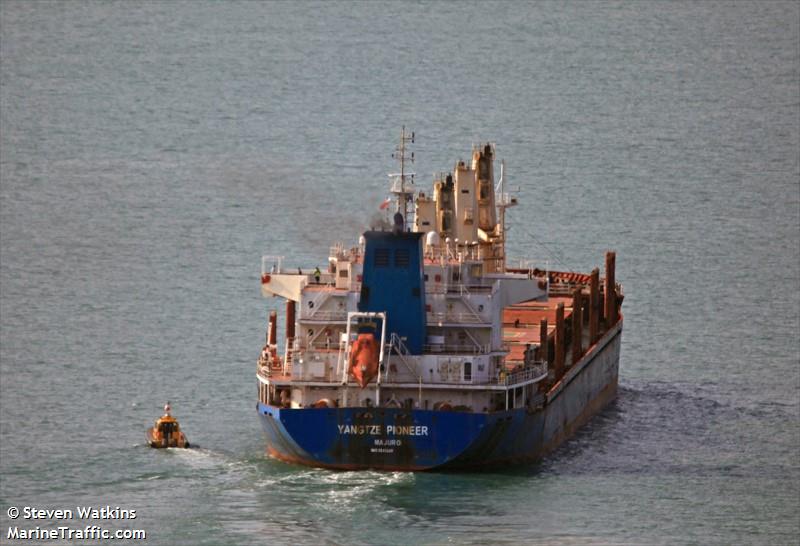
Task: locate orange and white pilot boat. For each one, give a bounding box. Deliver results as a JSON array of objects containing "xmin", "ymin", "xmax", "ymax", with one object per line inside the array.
[{"xmin": 146, "ymin": 403, "xmax": 190, "ymax": 448}]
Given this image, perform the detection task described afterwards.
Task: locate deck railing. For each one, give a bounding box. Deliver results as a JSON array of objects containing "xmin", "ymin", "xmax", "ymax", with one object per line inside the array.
[
  {"xmin": 492, "ymin": 362, "xmax": 548, "ymax": 386},
  {"xmin": 302, "ymin": 310, "xmax": 348, "ymax": 322},
  {"xmin": 424, "ymin": 283, "xmax": 493, "ymax": 295},
  {"xmin": 426, "ymin": 311, "xmax": 489, "ymax": 324},
  {"xmin": 260, "ymin": 358, "xmax": 549, "ymax": 389},
  {"xmin": 423, "ymin": 343, "xmax": 490, "ymax": 354}
]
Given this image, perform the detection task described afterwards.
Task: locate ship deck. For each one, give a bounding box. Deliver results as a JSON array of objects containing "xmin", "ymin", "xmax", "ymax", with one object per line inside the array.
[
  {"xmin": 502, "ymin": 295, "xmax": 574, "ymax": 364},
  {"xmin": 258, "ymin": 294, "xmax": 578, "ymax": 385}
]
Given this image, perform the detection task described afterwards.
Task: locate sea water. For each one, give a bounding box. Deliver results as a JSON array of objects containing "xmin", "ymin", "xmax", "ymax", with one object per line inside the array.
[{"xmin": 1, "ymin": 2, "xmax": 798, "ymax": 544}]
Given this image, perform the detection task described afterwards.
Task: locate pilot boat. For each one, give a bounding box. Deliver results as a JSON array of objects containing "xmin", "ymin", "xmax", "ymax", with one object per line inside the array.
[{"xmin": 146, "ymin": 403, "xmax": 190, "ymax": 448}]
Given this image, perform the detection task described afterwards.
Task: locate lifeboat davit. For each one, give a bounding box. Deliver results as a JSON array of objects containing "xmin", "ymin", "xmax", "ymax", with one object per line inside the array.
[
  {"xmin": 146, "ymin": 403, "xmax": 190, "ymax": 448},
  {"xmin": 348, "ymin": 333, "xmax": 379, "ymax": 388}
]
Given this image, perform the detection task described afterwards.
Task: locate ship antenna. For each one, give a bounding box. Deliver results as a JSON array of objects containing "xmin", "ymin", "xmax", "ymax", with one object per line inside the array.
[
  {"xmin": 495, "ymin": 159, "xmax": 518, "ymax": 272},
  {"xmin": 389, "ymin": 126, "xmax": 416, "ymax": 232}
]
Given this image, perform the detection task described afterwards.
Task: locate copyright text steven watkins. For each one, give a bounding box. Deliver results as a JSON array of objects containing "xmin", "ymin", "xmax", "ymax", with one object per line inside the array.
[
  {"xmin": 10, "ymin": 506, "xmax": 137, "ymax": 520},
  {"xmin": 6, "ymin": 505, "xmax": 145, "ymax": 541}
]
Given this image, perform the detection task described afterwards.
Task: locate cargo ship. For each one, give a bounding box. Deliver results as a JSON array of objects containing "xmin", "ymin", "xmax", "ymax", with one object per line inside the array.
[{"xmin": 256, "ymin": 129, "xmax": 623, "ymax": 470}]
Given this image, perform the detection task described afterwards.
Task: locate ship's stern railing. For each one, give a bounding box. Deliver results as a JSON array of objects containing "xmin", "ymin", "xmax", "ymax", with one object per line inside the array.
[
  {"xmin": 423, "ymin": 343, "xmax": 490, "ymax": 354},
  {"xmin": 493, "ymin": 361, "xmax": 548, "ymax": 386}
]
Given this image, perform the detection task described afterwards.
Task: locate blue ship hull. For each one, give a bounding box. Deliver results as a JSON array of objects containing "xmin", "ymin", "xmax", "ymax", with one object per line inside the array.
[{"xmin": 258, "ymin": 323, "xmax": 622, "ymax": 470}]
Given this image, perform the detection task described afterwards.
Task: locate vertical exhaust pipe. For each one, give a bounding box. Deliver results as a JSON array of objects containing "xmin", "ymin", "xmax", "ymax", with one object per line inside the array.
[
  {"xmin": 268, "ymin": 311, "xmax": 277, "ymax": 348},
  {"xmin": 555, "ymin": 303, "xmax": 565, "ymax": 379},
  {"xmin": 589, "ymin": 267, "xmax": 599, "ymax": 344},
  {"xmin": 539, "ymin": 318, "xmax": 548, "ymax": 366},
  {"xmin": 572, "ymin": 287, "xmax": 582, "ymax": 365},
  {"xmin": 604, "ymin": 251, "xmax": 617, "ymax": 327}
]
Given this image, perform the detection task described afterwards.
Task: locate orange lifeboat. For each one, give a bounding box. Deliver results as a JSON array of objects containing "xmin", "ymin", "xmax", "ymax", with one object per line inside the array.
[{"xmin": 348, "ymin": 333, "xmax": 379, "ymax": 388}]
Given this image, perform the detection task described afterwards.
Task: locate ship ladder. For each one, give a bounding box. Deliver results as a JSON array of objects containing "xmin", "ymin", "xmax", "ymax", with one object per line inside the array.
[
  {"xmin": 282, "ymin": 344, "xmax": 294, "ymax": 376},
  {"xmin": 386, "ymin": 333, "xmax": 421, "ymax": 383}
]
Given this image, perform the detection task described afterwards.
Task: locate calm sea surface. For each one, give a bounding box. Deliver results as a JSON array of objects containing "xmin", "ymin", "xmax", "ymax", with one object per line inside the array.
[{"xmin": 1, "ymin": 2, "xmax": 798, "ymax": 544}]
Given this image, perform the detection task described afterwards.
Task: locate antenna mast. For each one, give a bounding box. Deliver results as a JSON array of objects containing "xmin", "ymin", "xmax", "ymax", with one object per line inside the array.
[
  {"xmin": 495, "ymin": 159, "xmax": 517, "ymax": 272},
  {"xmin": 389, "ymin": 126, "xmax": 416, "ymax": 232}
]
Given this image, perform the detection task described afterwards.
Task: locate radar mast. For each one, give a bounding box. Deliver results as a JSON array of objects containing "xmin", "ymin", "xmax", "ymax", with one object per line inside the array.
[{"xmin": 389, "ymin": 126, "xmax": 416, "ymax": 232}]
